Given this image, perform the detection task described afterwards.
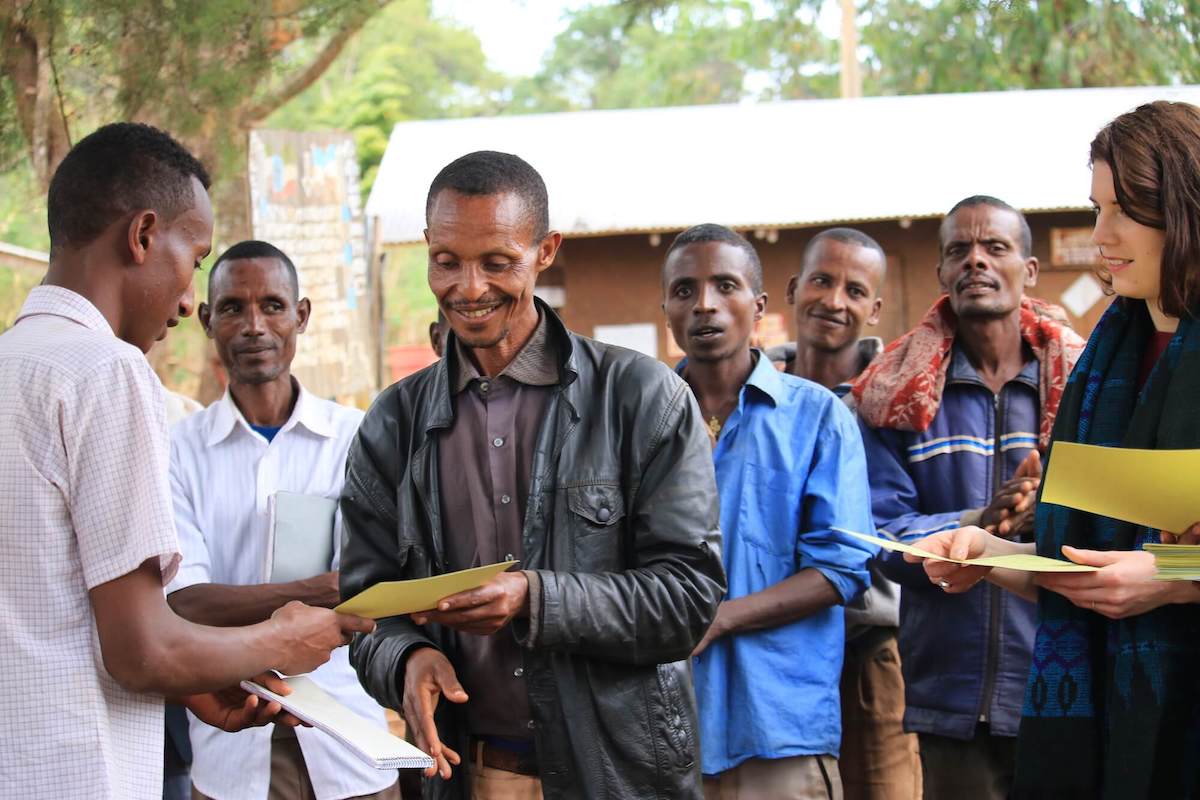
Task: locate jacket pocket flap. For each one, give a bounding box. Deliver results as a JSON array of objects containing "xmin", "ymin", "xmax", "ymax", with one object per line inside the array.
[{"xmin": 566, "ymin": 484, "xmax": 625, "ymax": 527}]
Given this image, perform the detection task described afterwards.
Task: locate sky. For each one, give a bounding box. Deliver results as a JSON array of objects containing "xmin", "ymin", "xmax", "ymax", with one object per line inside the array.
[{"xmin": 431, "ymin": 0, "xmax": 585, "ymax": 77}]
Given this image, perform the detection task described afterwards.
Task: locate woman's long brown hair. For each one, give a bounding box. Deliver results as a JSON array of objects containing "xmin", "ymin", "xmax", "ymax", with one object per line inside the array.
[{"xmin": 1090, "ymin": 100, "xmax": 1200, "ymax": 318}]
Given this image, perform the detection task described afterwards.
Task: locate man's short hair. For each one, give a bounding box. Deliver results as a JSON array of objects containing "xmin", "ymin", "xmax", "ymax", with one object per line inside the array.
[
  {"xmin": 209, "ymin": 240, "xmax": 299, "ymax": 300},
  {"xmin": 47, "ymin": 122, "xmax": 211, "ymax": 254},
  {"xmin": 425, "ymin": 151, "xmax": 550, "ymax": 240},
  {"xmin": 801, "ymin": 227, "xmax": 887, "ymax": 284},
  {"xmin": 939, "ymin": 195, "xmax": 1033, "ymax": 258},
  {"xmin": 665, "ymin": 223, "xmax": 764, "ymax": 293}
]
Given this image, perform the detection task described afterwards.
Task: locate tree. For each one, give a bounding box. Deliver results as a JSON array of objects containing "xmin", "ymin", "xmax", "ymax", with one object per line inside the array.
[
  {"xmin": 857, "ymin": 0, "xmax": 1193, "ymax": 95},
  {"xmin": 268, "ymin": 0, "xmax": 504, "ymax": 196},
  {"xmin": 507, "ymin": 0, "xmax": 828, "ymax": 113},
  {"xmin": 1, "ymin": 0, "xmax": 390, "ymax": 241}
]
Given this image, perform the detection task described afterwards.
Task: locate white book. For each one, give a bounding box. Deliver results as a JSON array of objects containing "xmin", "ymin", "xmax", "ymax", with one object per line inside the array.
[
  {"xmin": 241, "ymin": 675, "xmax": 434, "ymax": 771},
  {"xmin": 267, "ymin": 492, "xmax": 337, "ymax": 583}
]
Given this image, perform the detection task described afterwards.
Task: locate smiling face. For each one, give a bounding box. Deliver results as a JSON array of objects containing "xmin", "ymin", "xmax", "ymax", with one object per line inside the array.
[
  {"xmin": 663, "ymin": 241, "xmax": 766, "ymax": 364},
  {"xmin": 787, "ymin": 238, "xmax": 884, "ymax": 353},
  {"xmin": 121, "ymin": 176, "xmax": 212, "ymax": 352},
  {"xmin": 1090, "ymin": 160, "xmax": 1166, "ymax": 303},
  {"xmin": 199, "ymin": 256, "xmax": 309, "ymax": 386},
  {"xmin": 937, "ymin": 204, "xmax": 1038, "ymax": 319},
  {"xmin": 425, "ymin": 190, "xmax": 558, "ymax": 353}
]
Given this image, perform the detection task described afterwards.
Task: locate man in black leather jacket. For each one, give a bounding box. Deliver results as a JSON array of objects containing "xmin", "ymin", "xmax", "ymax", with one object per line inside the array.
[{"xmin": 339, "ymin": 150, "xmax": 726, "ymax": 800}]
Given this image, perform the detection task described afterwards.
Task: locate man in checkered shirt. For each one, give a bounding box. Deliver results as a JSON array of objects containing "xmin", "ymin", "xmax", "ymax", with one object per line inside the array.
[{"xmin": 0, "ymin": 123, "xmax": 373, "ymax": 800}]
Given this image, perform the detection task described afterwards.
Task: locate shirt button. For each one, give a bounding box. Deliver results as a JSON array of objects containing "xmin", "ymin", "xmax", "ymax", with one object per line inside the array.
[
  {"xmin": 501, "ymin": 494, "xmax": 511, "ymax": 504},
  {"xmin": 596, "ymin": 507, "xmax": 611, "ymax": 522},
  {"xmin": 479, "ymin": 381, "xmax": 490, "ymax": 393},
  {"xmin": 514, "ymin": 667, "xmax": 524, "ymax": 678},
  {"xmin": 527, "ymin": 720, "xmax": 535, "ymax": 730},
  {"xmin": 492, "ymin": 436, "xmax": 505, "ymax": 447}
]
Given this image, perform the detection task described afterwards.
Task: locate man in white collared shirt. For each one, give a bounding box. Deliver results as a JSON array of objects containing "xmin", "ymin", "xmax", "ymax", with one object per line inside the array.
[
  {"xmin": 0, "ymin": 124, "xmax": 370, "ymax": 800},
  {"xmin": 166, "ymin": 240, "xmax": 398, "ymax": 800}
]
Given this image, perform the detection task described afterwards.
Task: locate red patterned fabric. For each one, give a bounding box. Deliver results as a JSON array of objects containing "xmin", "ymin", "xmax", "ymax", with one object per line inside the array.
[{"xmin": 851, "ymin": 295, "xmax": 1086, "ymax": 450}]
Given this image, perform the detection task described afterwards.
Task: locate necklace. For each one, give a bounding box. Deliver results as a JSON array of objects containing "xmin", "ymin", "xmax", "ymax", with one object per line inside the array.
[{"xmin": 707, "ymin": 415, "xmax": 723, "ymax": 438}]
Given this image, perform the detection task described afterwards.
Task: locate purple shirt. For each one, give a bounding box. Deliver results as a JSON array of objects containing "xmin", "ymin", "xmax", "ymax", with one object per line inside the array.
[{"xmin": 437, "ymin": 312, "xmax": 557, "ymax": 740}]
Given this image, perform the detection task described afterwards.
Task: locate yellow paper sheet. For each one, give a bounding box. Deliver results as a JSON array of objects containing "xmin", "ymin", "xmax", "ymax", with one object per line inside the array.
[
  {"xmin": 836, "ymin": 529, "xmax": 1097, "ymax": 573},
  {"xmin": 1041, "ymin": 442, "xmax": 1200, "ymax": 534},
  {"xmin": 335, "ymin": 561, "xmax": 518, "ymax": 619}
]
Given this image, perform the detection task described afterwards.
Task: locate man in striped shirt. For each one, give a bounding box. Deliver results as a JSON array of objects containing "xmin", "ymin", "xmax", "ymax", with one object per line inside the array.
[{"xmin": 853, "ymin": 196, "xmax": 1083, "ymax": 800}]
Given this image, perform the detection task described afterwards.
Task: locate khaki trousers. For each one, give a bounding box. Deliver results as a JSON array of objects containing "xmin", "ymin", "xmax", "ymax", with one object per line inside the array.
[
  {"xmin": 191, "ymin": 734, "xmax": 401, "ymax": 800},
  {"xmin": 703, "ymin": 755, "xmax": 842, "ymax": 800},
  {"xmin": 470, "ymin": 742, "xmax": 543, "ymax": 800},
  {"xmin": 838, "ymin": 631, "xmax": 922, "ymax": 800}
]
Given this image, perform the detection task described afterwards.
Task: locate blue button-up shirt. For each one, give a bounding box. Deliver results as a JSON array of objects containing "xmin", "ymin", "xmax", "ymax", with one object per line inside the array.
[{"xmin": 690, "ymin": 353, "xmax": 877, "ymax": 774}]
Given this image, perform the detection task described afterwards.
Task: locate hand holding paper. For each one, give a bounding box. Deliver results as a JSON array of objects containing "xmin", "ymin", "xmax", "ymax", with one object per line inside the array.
[
  {"xmin": 835, "ymin": 528, "xmax": 1098, "ymax": 573},
  {"xmin": 335, "ymin": 561, "xmax": 518, "ymax": 620},
  {"xmin": 411, "ymin": 569, "xmax": 530, "ymax": 635}
]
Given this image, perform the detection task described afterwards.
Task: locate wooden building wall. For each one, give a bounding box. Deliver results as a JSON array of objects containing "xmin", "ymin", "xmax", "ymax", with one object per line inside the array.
[{"xmin": 552, "ymin": 210, "xmax": 1106, "ymax": 362}]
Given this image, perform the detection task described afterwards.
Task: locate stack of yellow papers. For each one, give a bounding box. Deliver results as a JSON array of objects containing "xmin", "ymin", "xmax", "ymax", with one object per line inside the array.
[
  {"xmin": 1141, "ymin": 543, "xmax": 1200, "ymax": 581},
  {"xmin": 835, "ymin": 528, "xmax": 1098, "ymax": 572}
]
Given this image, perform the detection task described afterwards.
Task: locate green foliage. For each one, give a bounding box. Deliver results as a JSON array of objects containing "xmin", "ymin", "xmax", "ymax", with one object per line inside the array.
[
  {"xmin": 0, "ymin": 265, "xmax": 44, "ymax": 333},
  {"xmin": 269, "ymin": 0, "xmax": 503, "ymax": 195},
  {"xmin": 382, "ymin": 244, "xmax": 438, "ymax": 347},
  {"xmin": 508, "ymin": 0, "xmax": 797, "ymax": 112},
  {"xmin": 0, "ymin": 162, "xmax": 48, "ymax": 252},
  {"xmin": 858, "ymin": 0, "xmax": 1194, "ymax": 95}
]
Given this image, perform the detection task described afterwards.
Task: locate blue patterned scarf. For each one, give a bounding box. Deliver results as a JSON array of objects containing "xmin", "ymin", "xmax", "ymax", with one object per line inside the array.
[{"xmin": 1013, "ymin": 298, "xmax": 1200, "ymax": 799}]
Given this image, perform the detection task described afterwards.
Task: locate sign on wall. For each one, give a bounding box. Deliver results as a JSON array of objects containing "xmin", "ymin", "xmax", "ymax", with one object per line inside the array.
[
  {"xmin": 248, "ymin": 130, "xmax": 375, "ymax": 397},
  {"xmin": 1050, "ymin": 227, "xmax": 1102, "ymax": 268}
]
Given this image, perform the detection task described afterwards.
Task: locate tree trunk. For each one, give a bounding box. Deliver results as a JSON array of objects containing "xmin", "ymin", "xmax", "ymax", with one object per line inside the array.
[{"xmin": 2, "ymin": 12, "xmax": 71, "ymax": 192}]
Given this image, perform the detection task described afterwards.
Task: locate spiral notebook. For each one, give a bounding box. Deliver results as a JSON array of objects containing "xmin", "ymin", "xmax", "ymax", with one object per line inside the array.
[{"xmin": 241, "ymin": 675, "xmax": 434, "ymax": 770}]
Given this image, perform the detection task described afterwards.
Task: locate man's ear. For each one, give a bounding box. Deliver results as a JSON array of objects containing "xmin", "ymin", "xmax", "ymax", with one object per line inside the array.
[
  {"xmin": 754, "ymin": 292, "xmax": 768, "ymax": 323},
  {"xmin": 126, "ymin": 210, "xmax": 158, "ymax": 265},
  {"xmin": 785, "ymin": 275, "xmax": 798, "ymax": 305},
  {"xmin": 1025, "ymin": 256, "xmax": 1040, "ymax": 288},
  {"xmin": 935, "ymin": 259, "xmax": 951, "ymax": 294},
  {"xmin": 295, "ymin": 297, "xmax": 312, "ymax": 333},
  {"xmin": 867, "ymin": 297, "xmax": 883, "ymax": 327},
  {"xmin": 535, "ymin": 231, "xmax": 563, "ymax": 274},
  {"xmin": 198, "ymin": 302, "xmax": 214, "ymax": 338}
]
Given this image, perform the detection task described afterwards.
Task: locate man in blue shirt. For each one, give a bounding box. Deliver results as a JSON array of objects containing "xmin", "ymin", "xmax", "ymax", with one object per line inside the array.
[{"xmin": 663, "ymin": 223, "xmax": 877, "ymax": 800}]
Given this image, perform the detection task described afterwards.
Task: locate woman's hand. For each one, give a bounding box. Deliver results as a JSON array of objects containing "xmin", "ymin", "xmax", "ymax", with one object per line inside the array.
[
  {"xmin": 905, "ymin": 526, "xmax": 999, "ymax": 594},
  {"xmin": 1035, "ymin": 546, "xmax": 1200, "ymax": 619}
]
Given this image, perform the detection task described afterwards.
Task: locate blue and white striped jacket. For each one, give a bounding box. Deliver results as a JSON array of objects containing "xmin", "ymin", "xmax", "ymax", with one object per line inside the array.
[{"xmin": 858, "ymin": 345, "xmax": 1039, "ymax": 741}]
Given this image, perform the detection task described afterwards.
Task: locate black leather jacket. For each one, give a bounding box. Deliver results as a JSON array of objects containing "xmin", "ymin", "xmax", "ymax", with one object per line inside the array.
[{"xmin": 339, "ymin": 304, "xmax": 726, "ymax": 800}]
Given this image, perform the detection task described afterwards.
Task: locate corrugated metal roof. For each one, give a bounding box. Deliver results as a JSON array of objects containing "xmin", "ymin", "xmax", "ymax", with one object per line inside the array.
[{"xmin": 366, "ymin": 85, "xmax": 1200, "ymax": 244}]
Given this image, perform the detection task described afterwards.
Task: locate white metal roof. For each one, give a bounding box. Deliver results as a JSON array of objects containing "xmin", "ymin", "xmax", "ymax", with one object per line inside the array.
[
  {"xmin": 366, "ymin": 85, "xmax": 1200, "ymax": 244},
  {"xmin": 0, "ymin": 241, "xmax": 49, "ymax": 272}
]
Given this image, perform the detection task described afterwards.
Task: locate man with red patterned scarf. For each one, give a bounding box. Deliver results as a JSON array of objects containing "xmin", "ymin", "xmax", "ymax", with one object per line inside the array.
[{"xmin": 852, "ymin": 196, "xmax": 1084, "ymax": 800}]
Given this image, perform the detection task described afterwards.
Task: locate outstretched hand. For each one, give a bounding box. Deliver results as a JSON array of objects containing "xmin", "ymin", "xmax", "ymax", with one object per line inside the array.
[
  {"xmin": 905, "ymin": 526, "xmax": 996, "ymax": 593},
  {"xmin": 403, "ymin": 648, "xmax": 468, "ymax": 780}
]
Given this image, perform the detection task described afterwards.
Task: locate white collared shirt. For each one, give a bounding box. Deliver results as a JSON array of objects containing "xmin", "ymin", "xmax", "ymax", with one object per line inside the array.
[
  {"xmin": 0, "ymin": 286, "xmax": 181, "ymax": 800},
  {"xmin": 167, "ymin": 384, "xmax": 396, "ymax": 800}
]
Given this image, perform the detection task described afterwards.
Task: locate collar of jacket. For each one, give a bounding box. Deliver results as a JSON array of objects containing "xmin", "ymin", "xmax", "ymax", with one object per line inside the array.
[{"xmin": 424, "ymin": 297, "xmax": 581, "ymax": 437}]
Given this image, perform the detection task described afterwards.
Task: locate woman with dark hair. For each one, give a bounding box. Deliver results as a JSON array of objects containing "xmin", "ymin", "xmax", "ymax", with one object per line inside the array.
[{"xmin": 906, "ymin": 100, "xmax": 1200, "ymax": 799}]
